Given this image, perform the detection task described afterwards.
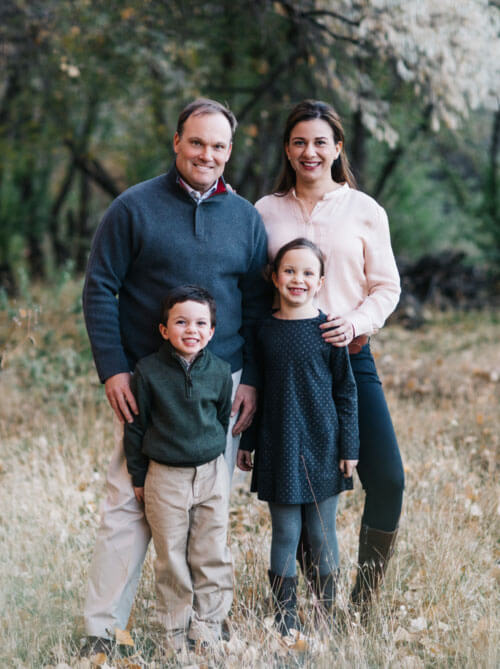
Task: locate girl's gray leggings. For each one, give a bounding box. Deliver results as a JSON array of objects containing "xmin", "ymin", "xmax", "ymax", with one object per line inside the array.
[{"xmin": 268, "ymin": 495, "xmax": 339, "ymax": 578}]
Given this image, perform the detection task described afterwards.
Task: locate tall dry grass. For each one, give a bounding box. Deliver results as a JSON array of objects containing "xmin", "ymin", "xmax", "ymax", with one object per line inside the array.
[{"xmin": 0, "ymin": 281, "xmax": 498, "ymax": 668}]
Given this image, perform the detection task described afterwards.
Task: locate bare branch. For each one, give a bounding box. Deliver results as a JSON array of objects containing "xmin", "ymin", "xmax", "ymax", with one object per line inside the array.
[{"xmin": 64, "ymin": 139, "xmax": 121, "ymax": 199}]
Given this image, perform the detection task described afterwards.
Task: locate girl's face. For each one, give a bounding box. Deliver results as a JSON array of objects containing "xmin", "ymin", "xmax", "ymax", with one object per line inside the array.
[
  {"xmin": 272, "ymin": 247, "xmax": 324, "ymax": 309},
  {"xmin": 285, "ymin": 119, "xmax": 342, "ymax": 186}
]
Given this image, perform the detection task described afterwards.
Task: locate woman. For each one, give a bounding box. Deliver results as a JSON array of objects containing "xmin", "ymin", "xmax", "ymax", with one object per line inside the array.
[{"xmin": 255, "ymin": 100, "xmax": 404, "ymax": 618}]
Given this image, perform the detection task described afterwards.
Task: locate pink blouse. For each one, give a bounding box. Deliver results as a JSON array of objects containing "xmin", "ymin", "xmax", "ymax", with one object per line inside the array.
[{"xmin": 255, "ymin": 185, "xmax": 401, "ymax": 337}]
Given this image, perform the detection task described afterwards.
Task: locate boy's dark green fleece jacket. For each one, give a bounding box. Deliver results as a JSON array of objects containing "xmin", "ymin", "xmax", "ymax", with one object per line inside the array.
[{"xmin": 124, "ymin": 341, "xmax": 233, "ymax": 487}]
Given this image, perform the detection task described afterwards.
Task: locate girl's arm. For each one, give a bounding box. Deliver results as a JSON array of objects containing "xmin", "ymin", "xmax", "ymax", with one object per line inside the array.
[
  {"xmin": 330, "ymin": 347, "xmax": 360, "ymax": 462},
  {"xmin": 237, "ymin": 450, "xmax": 253, "ymax": 471},
  {"xmin": 339, "ymin": 459, "xmax": 358, "ymax": 478}
]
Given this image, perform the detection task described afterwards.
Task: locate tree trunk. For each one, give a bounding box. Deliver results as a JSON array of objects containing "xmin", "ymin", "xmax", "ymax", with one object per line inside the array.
[
  {"xmin": 350, "ymin": 106, "xmax": 366, "ymax": 188},
  {"xmin": 75, "ymin": 172, "xmax": 90, "ymax": 273}
]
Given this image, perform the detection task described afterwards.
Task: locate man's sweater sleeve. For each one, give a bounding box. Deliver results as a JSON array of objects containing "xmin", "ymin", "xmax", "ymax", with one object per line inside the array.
[
  {"xmin": 239, "ymin": 209, "xmax": 271, "ymax": 387},
  {"xmin": 330, "ymin": 347, "xmax": 360, "ymax": 460},
  {"xmin": 123, "ymin": 368, "xmax": 151, "ymax": 487},
  {"xmin": 82, "ymin": 199, "xmax": 134, "ymax": 383}
]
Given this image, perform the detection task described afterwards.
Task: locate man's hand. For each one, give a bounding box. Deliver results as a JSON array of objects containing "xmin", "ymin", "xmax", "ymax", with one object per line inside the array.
[
  {"xmin": 104, "ymin": 372, "xmax": 139, "ymax": 424},
  {"xmin": 231, "ymin": 384, "xmax": 257, "ymax": 436},
  {"xmin": 237, "ymin": 450, "xmax": 253, "ymax": 471},
  {"xmin": 133, "ymin": 486, "xmax": 145, "ymax": 503},
  {"xmin": 320, "ymin": 314, "xmax": 354, "ymax": 347},
  {"xmin": 339, "ymin": 459, "xmax": 358, "ymax": 478}
]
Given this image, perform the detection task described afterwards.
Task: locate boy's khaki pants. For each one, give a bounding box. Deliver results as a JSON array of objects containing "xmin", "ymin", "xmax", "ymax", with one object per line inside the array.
[
  {"xmin": 83, "ymin": 370, "xmax": 241, "ymax": 638},
  {"xmin": 145, "ymin": 456, "xmax": 232, "ymax": 639}
]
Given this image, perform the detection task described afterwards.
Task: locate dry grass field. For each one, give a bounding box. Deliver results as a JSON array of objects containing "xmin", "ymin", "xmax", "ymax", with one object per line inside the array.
[{"xmin": 0, "ymin": 280, "xmax": 498, "ymax": 668}]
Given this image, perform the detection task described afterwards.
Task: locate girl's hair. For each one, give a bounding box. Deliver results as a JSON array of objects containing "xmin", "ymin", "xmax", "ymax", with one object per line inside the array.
[
  {"xmin": 274, "ymin": 99, "xmax": 357, "ymax": 194},
  {"xmin": 272, "ymin": 237, "xmax": 325, "ymax": 277}
]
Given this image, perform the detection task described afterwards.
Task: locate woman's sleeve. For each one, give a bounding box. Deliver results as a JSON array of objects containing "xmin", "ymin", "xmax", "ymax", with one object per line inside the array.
[{"xmin": 344, "ymin": 205, "xmax": 401, "ymax": 337}]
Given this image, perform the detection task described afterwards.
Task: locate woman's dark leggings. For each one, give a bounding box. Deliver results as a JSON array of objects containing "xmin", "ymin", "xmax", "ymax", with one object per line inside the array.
[{"xmin": 350, "ymin": 343, "xmax": 404, "ymax": 532}]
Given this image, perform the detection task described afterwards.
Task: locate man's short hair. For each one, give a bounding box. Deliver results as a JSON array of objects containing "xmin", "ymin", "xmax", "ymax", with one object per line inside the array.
[
  {"xmin": 176, "ymin": 98, "xmax": 237, "ymax": 139},
  {"xmin": 161, "ymin": 285, "xmax": 217, "ymax": 326}
]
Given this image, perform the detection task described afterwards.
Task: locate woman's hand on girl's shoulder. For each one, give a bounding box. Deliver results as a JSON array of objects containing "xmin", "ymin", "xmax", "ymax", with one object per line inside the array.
[
  {"xmin": 339, "ymin": 459, "xmax": 358, "ymax": 478},
  {"xmin": 237, "ymin": 450, "xmax": 253, "ymax": 471},
  {"xmin": 320, "ymin": 315, "xmax": 354, "ymax": 347}
]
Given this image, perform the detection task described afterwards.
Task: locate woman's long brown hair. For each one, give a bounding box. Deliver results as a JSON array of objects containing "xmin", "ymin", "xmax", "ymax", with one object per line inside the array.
[{"xmin": 274, "ymin": 99, "xmax": 357, "ymax": 194}]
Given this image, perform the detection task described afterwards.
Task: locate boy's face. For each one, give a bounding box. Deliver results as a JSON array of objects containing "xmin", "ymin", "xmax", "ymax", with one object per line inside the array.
[{"xmin": 159, "ymin": 300, "xmax": 214, "ymax": 362}]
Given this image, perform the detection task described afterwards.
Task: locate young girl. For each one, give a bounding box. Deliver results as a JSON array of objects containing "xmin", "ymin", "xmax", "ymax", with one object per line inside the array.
[{"xmin": 237, "ymin": 237, "xmax": 359, "ymax": 636}]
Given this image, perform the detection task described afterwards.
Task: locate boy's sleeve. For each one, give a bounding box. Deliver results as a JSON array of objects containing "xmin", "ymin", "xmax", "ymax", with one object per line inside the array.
[
  {"xmin": 330, "ymin": 347, "xmax": 360, "ymax": 460},
  {"xmin": 216, "ymin": 367, "xmax": 233, "ymax": 434},
  {"xmin": 123, "ymin": 367, "xmax": 151, "ymax": 487}
]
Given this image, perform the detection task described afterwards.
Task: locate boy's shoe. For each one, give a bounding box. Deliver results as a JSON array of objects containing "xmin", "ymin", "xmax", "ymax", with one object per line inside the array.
[
  {"xmin": 187, "ymin": 619, "xmax": 222, "ymax": 644},
  {"xmin": 79, "ymin": 636, "xmax": 115, "ymax": 658}
]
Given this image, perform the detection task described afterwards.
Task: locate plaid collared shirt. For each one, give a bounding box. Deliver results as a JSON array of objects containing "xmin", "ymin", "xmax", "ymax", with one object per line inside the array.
[{"xmin": 177, "ymin": 176, "xmax": 223, "ymax": 202}]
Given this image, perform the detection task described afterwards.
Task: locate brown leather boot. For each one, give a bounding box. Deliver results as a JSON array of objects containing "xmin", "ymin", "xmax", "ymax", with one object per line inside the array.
[{"xmin": 351, "ymin": 524, "xmax": 398, "ymax": 621}]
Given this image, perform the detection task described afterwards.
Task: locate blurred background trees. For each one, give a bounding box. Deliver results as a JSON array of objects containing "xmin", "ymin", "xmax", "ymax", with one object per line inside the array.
[{"xmin": 1, "ymin": 0, "xmax": 499, "ymax": 289}]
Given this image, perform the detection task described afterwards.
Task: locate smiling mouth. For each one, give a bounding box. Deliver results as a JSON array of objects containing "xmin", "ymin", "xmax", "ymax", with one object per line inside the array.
[
  {"xmin": 183, "ymin": 338, "xmax": 200, "ymax": 345},
  {"xmin": 301, "ymin": 161, "xmax": 321, "ymax": 168},
  {"xmin": 288, "ymin": 287, "xmax": 307, "ymax": 295}
]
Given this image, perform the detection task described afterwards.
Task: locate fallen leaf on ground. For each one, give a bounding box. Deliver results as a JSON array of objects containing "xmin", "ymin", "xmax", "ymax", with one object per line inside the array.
[
  {"xmin": 115, "ymin": 628, "xmax": 134, "ymax": 646},
  {"xmin": 90, "ymin": 654, "xmax": 107, "ymax": 668}
]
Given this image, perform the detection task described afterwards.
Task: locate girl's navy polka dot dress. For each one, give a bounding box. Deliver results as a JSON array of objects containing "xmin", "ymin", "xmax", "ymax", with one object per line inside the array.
[{"xmin": 243, "ymin": 311, "xmax": 360, "ymax": 504}]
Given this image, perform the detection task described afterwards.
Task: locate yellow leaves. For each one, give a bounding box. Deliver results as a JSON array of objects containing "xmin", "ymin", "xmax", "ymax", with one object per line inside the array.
[
  {"xmin": 290, "ymin": 637, "xmax": 308, "ymax": 652},
  {"xmin": 256, "ymin": 60, "xmax": 269, "ymax": 75},
  {"xmin": 244, "ymin": 124, "xmax": 259, "ymax": 138},
  {"xmin": 114, "ymin": 628, "xmax": 134, "ymax": 646},
  {"xmin": 464, "ymin": 484, "xmax": 477, "ymax": 501},
  {"xmin": 90, "ymin": 653, "xmax": 107, "ymax": 667},
  {"xmin": 120, "ymin": 8, "xmax": 136, "ymax": 20},
  {"xmin": 473, "ymin": 369, "xmax": 499, "ymax": 383},
  {"xmin": 245, "ymin": 549, "xmax": 255, "ymax": 563}
]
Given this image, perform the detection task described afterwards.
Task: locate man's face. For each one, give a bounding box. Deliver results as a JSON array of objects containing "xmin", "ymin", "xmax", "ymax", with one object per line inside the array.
[{"xmin": 173, "ymin": 112, "xmax": 233, "ymax": 193}]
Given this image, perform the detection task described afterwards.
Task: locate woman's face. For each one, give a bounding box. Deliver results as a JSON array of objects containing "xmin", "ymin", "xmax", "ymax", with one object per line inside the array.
[{"xmin": 285, "ymin": 118, "xmax": 342, "ymax": 187}]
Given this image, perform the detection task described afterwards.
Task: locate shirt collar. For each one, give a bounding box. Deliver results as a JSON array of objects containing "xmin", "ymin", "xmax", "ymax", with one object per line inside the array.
[
  {"xmin": 290, "ymin": 182, "xmax": 349, "ymax": 201},
  {"xmin": 177, "ymin": 174, "xmax": 227, "ymax": 202},
  {"xmin": 160, "ymin": 340, "xmax": 205, "ymax": 367}
]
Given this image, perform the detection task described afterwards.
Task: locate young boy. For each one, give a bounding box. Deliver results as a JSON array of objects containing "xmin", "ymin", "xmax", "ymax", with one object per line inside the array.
[{"xmin": 124, "ymin": 284, "xmax": 233, "ymax": 651}]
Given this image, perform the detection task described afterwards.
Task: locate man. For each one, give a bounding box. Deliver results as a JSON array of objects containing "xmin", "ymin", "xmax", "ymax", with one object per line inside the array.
[{"xmin": 81, "ymin": 98, "xmax": 269, "ymax": 654}]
